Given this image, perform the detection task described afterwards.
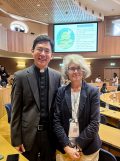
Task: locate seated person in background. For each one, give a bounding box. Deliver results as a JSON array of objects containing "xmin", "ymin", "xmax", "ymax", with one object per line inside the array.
[
  {"xmin": 0, "ymin": 66, "xmax": 9, "ymax": 86},
  {"xmin": 95, "ymin": 75, "xmax": 102, "ymax": 83},
  {"xmin": 100, "ymin": 83, "xmax": 107, "ymax": 94}
]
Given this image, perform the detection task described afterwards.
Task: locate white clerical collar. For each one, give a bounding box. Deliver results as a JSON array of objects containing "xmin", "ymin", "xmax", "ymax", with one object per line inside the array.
[
  {"xmin": 40, "ymin": 69, "xmax": 45, "ymax": 73},
  {"xmin": 39, "ymin": 67, "xmax": 47, "ymax": 73}
]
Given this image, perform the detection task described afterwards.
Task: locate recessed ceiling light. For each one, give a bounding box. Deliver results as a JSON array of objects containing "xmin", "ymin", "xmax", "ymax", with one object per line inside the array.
[{"xmin": 37, "ymin": 4, "xmax": 40, "ymax": 7}]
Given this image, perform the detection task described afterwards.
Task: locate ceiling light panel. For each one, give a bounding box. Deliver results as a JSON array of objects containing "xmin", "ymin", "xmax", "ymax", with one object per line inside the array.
[{"xmin": 2, "ymin": 0, "xmax": 99, "ymax": 24}]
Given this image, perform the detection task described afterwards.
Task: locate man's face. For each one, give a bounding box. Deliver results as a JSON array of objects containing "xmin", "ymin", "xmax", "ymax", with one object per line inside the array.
[{"xmin": 32, "ymin": 42, "xmax": 52, "ymax": 69}]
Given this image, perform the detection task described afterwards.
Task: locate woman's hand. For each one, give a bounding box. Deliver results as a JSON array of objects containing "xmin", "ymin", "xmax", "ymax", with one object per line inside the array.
[{"xmin": 64, "ymin": 146, "xmax": 81, "ymax": 160}]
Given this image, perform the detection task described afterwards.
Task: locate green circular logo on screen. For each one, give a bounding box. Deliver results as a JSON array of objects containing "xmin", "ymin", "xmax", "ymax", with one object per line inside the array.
[{"xmin": 57, "ymin": 28, "xmax": 75, "ymax": 49}]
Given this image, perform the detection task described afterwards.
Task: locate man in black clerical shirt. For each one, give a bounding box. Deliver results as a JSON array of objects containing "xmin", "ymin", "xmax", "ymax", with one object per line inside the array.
[{"xmin": 11, "ymin": 35, "xmax": 61, "ymax": 161}]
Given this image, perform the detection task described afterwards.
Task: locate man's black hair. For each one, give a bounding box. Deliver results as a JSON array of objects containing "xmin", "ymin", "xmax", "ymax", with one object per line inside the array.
[{"xmin": 32, "ymin": 35, "xmax": 54, "ymax": 52}]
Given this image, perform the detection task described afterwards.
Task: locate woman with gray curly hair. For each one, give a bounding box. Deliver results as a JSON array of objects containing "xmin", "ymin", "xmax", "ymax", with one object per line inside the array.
[
  {"xmin": 62, "ymin": 54, "xmax": 91, "ymax": 80},
  {"xmin": 53, "ymin": 54, "xmax": 101, "ymax": 161}
]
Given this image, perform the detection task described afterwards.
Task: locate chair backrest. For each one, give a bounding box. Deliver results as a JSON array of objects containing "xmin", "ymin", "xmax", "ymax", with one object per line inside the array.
[
  {"xmin": 115, "ymin": 156, "xmax": 120, "ymax": 161},
  {"xmin": 100, "ymin": 100, "xmax": 106, "ymax": 107},
  {"xmin": 5, "ymin": 103, "xmax": 12, "ymax": 123},
  {"xmin": 100, "ymin": 114, "xmax": 107, "ymax": 124},
  {"xmin": 99, "ymin": 148, "xmax": 117, "ymax": 161},
  {"xmin": 109, "ymin": 105, "xmax": 118, "ymax": 111}
]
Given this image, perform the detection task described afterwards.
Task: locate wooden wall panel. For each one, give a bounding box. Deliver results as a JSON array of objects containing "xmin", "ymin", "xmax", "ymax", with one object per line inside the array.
[
  {"xmin": 0, "ymin": 57, "xmax": 33, "ymax": 74},
  {"xmin": 104, "ymin": 68, "xmax": 120, "ymax": 85},
  {"xmin": 23, "ymin": 34, "xmax": 36, "ymax": 53},
  {"xmin": 7, "ymin": 30, "xmax": 36, "ymax": 53},
  {"xmin": 89, "ymin": 59, "xmax": 120, "ymax": 83},
  {"xmin": 104, "ymin": 68, "xmax": 112, "ymax": 82},
  {"xmin": 103, "ymin": 36, "xmax": 120, "ymax": 55},
  {"xmin": 0, "ymin": 26, "xmax": 7, "ymax": 50}
]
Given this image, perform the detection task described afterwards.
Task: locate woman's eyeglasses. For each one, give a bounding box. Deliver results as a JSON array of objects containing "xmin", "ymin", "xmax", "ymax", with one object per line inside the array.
[{"xmin": 68, "ymin": 66, "xmax": 81, "ymax": 72}]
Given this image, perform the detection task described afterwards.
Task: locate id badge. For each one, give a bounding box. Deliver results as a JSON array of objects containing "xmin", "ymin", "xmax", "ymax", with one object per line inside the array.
[{"xmin": 68, "ymin": 122, "xmax": 79, "ymax": 138}]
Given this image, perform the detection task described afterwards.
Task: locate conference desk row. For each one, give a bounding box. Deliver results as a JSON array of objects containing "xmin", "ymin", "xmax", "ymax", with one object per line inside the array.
[
  {"xmin": 100, "ymin": 107, "xmax": 120, "ymax": 127},
  {"xmin": 100, "ymin": 107, "xmax": 120, "ymax": 120},
  {"xmin": 0, "ymin": 85, "xmax": 120, "ymax": 159},
  {"xmin": 89, "ymin": 83, "xmax": 117, "ymax": 92},
  {"xmin": 0, "ymin": 124, "xmax": 120, "ymax": 161},
  {"xmin": 0, "ymin": 86, "xmax": 11, "ymax": 119},
  {"xmin": 99, "ymin": 124, "xmax": 120, "ymax": 156},
  {"xmin": 0, "ymin": 135, "xmax": 28, "ymax": 161},
  {"xmin": 100, "ymin": 106, "xmax": 120, "ymax": 128},
  {"xmin": 100, "ymin": 91, "xmax": 120, "ymax": 110}
]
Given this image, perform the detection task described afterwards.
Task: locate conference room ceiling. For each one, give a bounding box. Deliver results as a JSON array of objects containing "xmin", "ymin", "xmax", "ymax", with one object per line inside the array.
[{"xmin": 0, "ymin": 0, "xmax": 120, "ymax": 24}]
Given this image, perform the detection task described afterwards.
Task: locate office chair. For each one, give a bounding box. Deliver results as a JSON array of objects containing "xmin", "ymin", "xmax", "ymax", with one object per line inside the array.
[
  {"xmin": 100, "ymin": 114, "xmax": 107, "ymax": 124},
  {"xmin": 99, "ymin": 148, "xmax": 117, "ymax": 161},
  {"xmin": 100, "ymin": 100, "xmax": 106, "ymax": 107},
  {"xmin": 109, "ymin": 105, "xmax": 118, "ymax": 111},
  {"xmin": 4, "ymin": 103, "xmax": 12, "ymax": 123},
  {"xmin": 115, "ymin": 156, "xmax": 120, "ymax": 161}
]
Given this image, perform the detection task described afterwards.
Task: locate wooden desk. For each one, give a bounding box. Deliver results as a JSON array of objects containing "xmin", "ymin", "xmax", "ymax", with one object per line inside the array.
[
  {"xmin": 89, "ymin": 83, "xmax": 117, "ymax": 93},
  {"xmin": 100, "ymin": 107, "xmax": 120, "ymax": 120},
  {"xmin": 89, "ymin": 82, "xmax": 103, "ymax": 87},
  {"xmin": 0, "ymin": 86, "xmax": 11, "ymax": 118},
  {"xmin": 100, "ymin": 92, "xmax": 120, "ymax": 110},
  {"xmin": 88, "ymin": 82, "xmax": 110, "ymax": 87},
  {"xmin": 99, "ymin": 124, "xmax": 120, "ymax": 150},
  {"xmin": 106, "ymin": 86, "xmax": 117, "ymax": 92},
  {"xmin": 100, "ymin": 107, "xmax": 120, "ymax": 127},
  {"xmin": 0, "ymin": 135, "xmax": 28, "ymax": 161}
]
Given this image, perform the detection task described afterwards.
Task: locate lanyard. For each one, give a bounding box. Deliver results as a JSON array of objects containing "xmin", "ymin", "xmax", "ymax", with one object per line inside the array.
[{"xmin": 71, "ymin": 91, "xmax": 80, "ymax": 123}]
